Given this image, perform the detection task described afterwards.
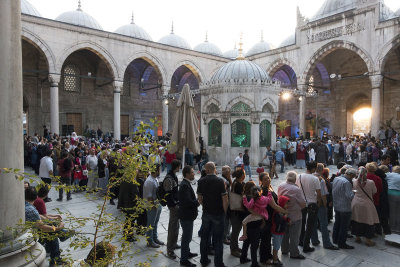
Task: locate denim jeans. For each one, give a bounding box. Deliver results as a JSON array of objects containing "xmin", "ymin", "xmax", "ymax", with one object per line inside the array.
[
  {"xmin": 40, "ymin": 237, "xmax": 60, "ymax": 262},
  {"xmin": 311, "ymin": 206, "xmax": 334, "ymax": 247},
  {"xmin": 300, "ymin": 204, "xmax": 318, "ymax": 248},
  {"xmin": 200, "ymin": 213, "xmax": 225, "ymax": 267},
  {"xmin": 146, "ymin": 204, "xmax": 162, "ymax": 243},
  {"xmin": 58, "ymin": 176, "xmax": 72, "ymax": 199},
  {"xmin": 332, "ymin": 210, "xmax": 351, "ymax": 247},
  {"xmin": 180, "ymin": 219, "xmax": 194, "ymax": 262},
  {"xmin": 277, "ymin": 161, "xmax": 284, "ymax": 173},
  {"xmin": 244, "ymin": 165, "xmax": 252, "ymax": 178}
]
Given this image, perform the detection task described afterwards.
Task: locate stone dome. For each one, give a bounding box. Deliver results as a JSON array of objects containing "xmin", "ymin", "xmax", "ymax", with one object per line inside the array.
[
  {"xmin": 56, "ymin": 3, "xmax": 103, "ymax": 30},
  {"xmin": 21, "ymin": 0, "xmax": 41, "ymax": 17},
  {"xmin": 211, "ymin": 59, "xmax": 269, "ymax": 82},
  {"xmin": 158, "ymin": 24, "xmax": 191, "ymax": 50},
  {"xmin": 311, "ymin": 0, "xmax": 355, "ymax": 21},
  {"xmin": 246, "ymin": 39, "xmax": 273, "ymax": 57},
  {"xmin": 194, "ymin": 35, "xmax": 222, "ymax": 56},
  {"xmin": 223, "ymin": 45, "xmax": 239, "ymax": 59},
  {"xmin": 279, "ymin": 33, "xmax": 296, "ymax": 47},
  {"xmin": 114, "ymin": 16, "xmax": 152, "ymax": 41}
]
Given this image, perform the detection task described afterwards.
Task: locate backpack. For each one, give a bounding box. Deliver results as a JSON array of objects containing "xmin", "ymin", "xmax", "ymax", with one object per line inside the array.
[{"xmin": 156, "ymin": 180, "xmax": 168, "ymax": 206}]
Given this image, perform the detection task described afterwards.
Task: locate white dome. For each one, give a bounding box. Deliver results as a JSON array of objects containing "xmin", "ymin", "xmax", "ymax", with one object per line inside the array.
[
  {"xmin": 223, "ymin": 47, "xmax": 239, "ymax": 59},
  {"xmin": 194, "ymin": 36, "xmax": 222, "ymax": 56},
  {"xmin": 246, "ymin": 41, "xmax": 273, "ymax": 57},
  {"xmin": 21, "ymin": 0, "xmax": 41, "ymax": 17},
  {"xmin": 395, "ymin": 8, "xmax": 400, "ymax": 16},
  {"xmin": 311, "ymin": 0, "xmax": 355, "ymax": 21},
  {"xmin": 279, "ymin": 34, "xmax": 296, "ymax": 47},
  {"xmin": 114, "ymin": 17, "xmax": 152, "ymax": 41},
  {"xmin": 158, "ymin": 32, "xmax": 191, "ymax": 50},
  {"xmin": 211, "ymin": 59, "xmax": 269, "ymax": 82},
  {"xmin": 56, "ymin": 4, "xmax": 102, "ymax": 30}
]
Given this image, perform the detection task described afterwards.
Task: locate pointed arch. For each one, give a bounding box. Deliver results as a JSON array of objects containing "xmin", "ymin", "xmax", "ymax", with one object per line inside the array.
[
  {"xmin": 56, "ymin": 41, "xmax": 119, "ymax": 79},
  {"xmin": 376, "ymin": 35, "xmax": 400, "ymax": 73},
  {"xmin": 225, "ymin": 96, "xmax": 255, "ymax": 112},
  {"xmin": 171, "ymin": 59, "xmax": 205, "ymax": 83},
  {"xmin": 120, "ymin": 51, "xmax": 167, "ymax": 85},
  {"xmin": 266, "ymin": 58, "xmax": 298, "ymax": 78},
  {"xmin": 302, "ymin": 40, "xmax": 374, "ymax": 81},
  {"xmin": 21, "ymin": 27, "xmax": 56, "ymax": 73},
  {"xmin": 261, "ymin": 97, "xmax": 278, "ymax": 113},
  {"xmin": 203, "ymin": 98, "xmax": 221, "ymax": 113}
]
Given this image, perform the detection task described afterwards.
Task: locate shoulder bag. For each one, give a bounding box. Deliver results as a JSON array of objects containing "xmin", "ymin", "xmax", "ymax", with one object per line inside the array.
[
  {"xmin": 229, "ymin": 181, "xmax": 245, "ymax": 212},
  {"xmin": 358, "ymin": 180, "xmax": 375, "ymax": 204}
]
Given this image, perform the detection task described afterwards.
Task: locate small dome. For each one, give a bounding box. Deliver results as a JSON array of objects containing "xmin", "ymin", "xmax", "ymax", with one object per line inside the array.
[
  {"xmin": 56, "ymin": 3, "xmax": 103, "ymax": 30},
  {"xmin": 246, "ymin": 41, "xmax": 273, "ymax": 57},
  {"xmin": 194, "ymin": 34, "xmax": 222, "ymax": 56},
  {"xmin": 223, "ymin": 45, "xmax": 239, "ymax": 59},
  {"xmin": 158, "ymin": 23, "xmax": 191, "ymax": 50},
  {"xmin": 279, "ymin": 33, "xmax": 296, "ymax": 47},
  {"xmin": 211, "ymin": 59, "xmax": 269, "ymax": 82},
  {"xmin": 311, "ymin": 0, "xmax": 355, "ymax": 21},
  {"xmin": 395, "ymin": 8, "xmax": 400, "ymax": 16},
  {"xmin": 21, "ymin": 0, "xmax": 41, "ymax": 17},
  {"xmin": 114, "ymin": 15, "xmax": 152, "ymax": 41}
]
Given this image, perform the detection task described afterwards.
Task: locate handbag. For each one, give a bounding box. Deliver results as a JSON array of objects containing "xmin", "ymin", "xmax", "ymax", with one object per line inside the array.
[{"xmin": 229, "ymin": 181, "xmax": 245, "ymax": 212}]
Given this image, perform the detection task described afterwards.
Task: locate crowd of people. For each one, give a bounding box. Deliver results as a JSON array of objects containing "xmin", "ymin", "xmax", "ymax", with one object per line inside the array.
[{"xmin": 21, "ymin": 128, "xmax": 400, "ymax": 267}]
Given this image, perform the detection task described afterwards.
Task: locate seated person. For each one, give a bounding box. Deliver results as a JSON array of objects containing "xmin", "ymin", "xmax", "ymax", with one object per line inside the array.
[
  {"xmin": 25, "ymin": 186, "xmax": 66, "ymax": 267},
  {"xmin": 73, "ymin": 240, "xmax": 116, "ymax": 266}
]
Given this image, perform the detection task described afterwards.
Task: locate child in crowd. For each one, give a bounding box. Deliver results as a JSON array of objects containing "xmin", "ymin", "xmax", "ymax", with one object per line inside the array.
[
  {"xmin": 270, "ymin": 151, "xmax": 278, "ymax": 179},
  {"xmin": 256, "ymin": 163, "xmax": 264, "ymax": 177},
  {"xmin": 271, "ymin": 196, "xmax": 290, "ymax": 267},
  {"xmin": 239, "ymin": 186, "xmax": 271, "ymax": 241}
]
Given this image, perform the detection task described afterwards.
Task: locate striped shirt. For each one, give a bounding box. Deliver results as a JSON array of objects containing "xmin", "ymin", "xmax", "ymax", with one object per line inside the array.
[{"xmin": 332, "ymin": 176, "xmax": 354, "ymax": 212}]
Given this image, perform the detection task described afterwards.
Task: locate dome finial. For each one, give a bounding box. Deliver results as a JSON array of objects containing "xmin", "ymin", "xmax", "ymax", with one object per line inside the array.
[
  {"xmin": 261, "ymin": 30, "xmax": 264, "ymax": 42},
  {"xmin": 171, "ymin": 21, "xmax": 174, "ymax": 34},
  {"xmin": 77, "ymin": 0, "xmax": 82, "ymax": 11},
  {"xmin": 131, "ymin": 11, "xmax": 134, "ymax": 24},
  {"xmin": 205, "ymin": 31, "xmax": 208, "ymax": 42},
  {"xmin": 237, "ymin": 33, "xmax": 245, "ymax": 60}
]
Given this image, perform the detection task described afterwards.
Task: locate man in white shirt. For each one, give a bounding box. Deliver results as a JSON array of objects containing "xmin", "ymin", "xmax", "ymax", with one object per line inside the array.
[
  {"xmin": 296, "ymin": 161, "xmax": 321, "ymax": 253},
  {"xmin": 234, "ymin": 153, "xmax": 243, "ymax": 167},
  {"xmin": 39, "ymin": 148, "xmax": 54, "ymax": 202}
]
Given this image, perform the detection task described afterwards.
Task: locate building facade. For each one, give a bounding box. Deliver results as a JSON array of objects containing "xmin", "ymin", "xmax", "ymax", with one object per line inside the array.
[{"xmin": 21, "ymin": 0, "xmax": 400, "ymax": 150}]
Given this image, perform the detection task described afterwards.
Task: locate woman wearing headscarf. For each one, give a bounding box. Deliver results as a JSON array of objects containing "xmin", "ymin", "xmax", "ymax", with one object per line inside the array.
[{"xmin": 351, "ymin": 167, "xmax": 379, "ymax": 246}]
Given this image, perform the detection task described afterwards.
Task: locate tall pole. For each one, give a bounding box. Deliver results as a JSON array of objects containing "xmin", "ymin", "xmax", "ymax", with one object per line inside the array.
[{"xmin": 0, "ymin": 0, "xmax": 46, "ymax": 265}]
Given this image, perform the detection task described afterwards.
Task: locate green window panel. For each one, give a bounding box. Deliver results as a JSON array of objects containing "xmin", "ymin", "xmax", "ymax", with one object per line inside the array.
[
  {"xmin": 260, "ymin": 120, "xmax": 272, "ymax": 147},
  {"xmin": 231, "ymin": 119, "xmax": 251, "ymax": 147},
  {"xmin": 208, "ymin": 119, "xmax": 222, "ymax": 147},
  {"xmin": 230, "ymin": 101, "xmax": 251, "ymax": 116}
]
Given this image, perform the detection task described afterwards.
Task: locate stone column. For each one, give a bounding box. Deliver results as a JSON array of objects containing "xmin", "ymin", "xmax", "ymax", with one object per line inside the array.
[
  {"xmin": 162, "ymin": 86, "xmax": 170, "ymax": 135},
  {"xmin": 113, "ymin": 81, "xmax": 122, "ymax": 141},
  {"xmin": 49, "ymin": 74, "xmax": 60, "ymax": 135},
  {"xmin": 271, "ymin": 117, "xmax": 277, "ymax": 150},
  {"xmin": 299, "ymin": 96, "xmax": 306, "ymax": 137},
  {"xmin": 370, "ymin": 75, "xmax": 383, "ymax": 138},
  {"xmin": 0, "ymin": 1, "xmax": 46, "ymax": 265},
  {"xmin": 250, "ymin": 122, "xmax": 260, "ymax": 166},
  {"xmin": 222, "ymin": 115, "xmax": 230, "ymax": 166}
]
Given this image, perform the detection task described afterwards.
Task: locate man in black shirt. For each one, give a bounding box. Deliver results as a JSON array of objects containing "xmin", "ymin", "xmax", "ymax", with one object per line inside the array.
[
  {"xmin": 197, "ymin": 162, "xmax": 228, "ymax": 267},
  {"xmin": 243, "ymin": 149, "xmax": 251, "ymax": 180}
]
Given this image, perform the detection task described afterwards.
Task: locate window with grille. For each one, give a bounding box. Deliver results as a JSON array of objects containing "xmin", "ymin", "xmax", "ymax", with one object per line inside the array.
[
  {"xmin": 208, "ymin": 119, "xmax": 222, "ymax": 147},
  {"xmin": 260, "ymin": 120, "xmax": 272, "ymax": 147},
  {"xmin": 62, "ymin": 65, "xmax": 80, "ymax": 92},
  {"xmin": 231, "ymin": 119, "xmax": 251, "ymax": 147},
  {"xmin": 122, "ymin": 76, "xmax": 131, "ymax": 96},
  {"xmin": 230, "ymin": 102, "xmax": 251, "ymax": 116},
  {"xmin": 208, "ymin": 103, "xmax": 219, "ymax": 113}
]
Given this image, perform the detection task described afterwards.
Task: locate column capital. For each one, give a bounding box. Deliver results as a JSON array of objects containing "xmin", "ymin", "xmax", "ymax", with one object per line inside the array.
[
  {"xmin": 113, "ymin": 81, "xmax": 123, "ymax": 93},
  {"xmin": 369, "ymin": 74, "xmax": 383, "ymax": 89},
  {"xmin": 48, "ymin": 74, "xmax": 61, "ymax": 86}
]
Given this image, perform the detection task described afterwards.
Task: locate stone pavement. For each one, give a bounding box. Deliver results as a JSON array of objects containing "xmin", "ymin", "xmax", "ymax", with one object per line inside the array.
[{"xmin": 27, "ymin": 165, "xmax": 400, "ymax": 267}]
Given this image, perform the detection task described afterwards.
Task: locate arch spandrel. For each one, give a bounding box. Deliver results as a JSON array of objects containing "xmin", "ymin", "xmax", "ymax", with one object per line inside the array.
[
  {"xmin": 56, "ymin": 41, "xmax": 119, "ymax": 79},
  {"xmin": 22, "ymin": 27, "xmax": 56, "ymax": 73},
  {"xmin": 376, "ymin": 35, "xmax": 400, "ymax": 74},
  {"xmin": 170, "ymin": 59, "xmax": 205, "ymax": 84},
  {"xmin": 225, "ymin": 96, "xmax": 255, "ymax": 112}
]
